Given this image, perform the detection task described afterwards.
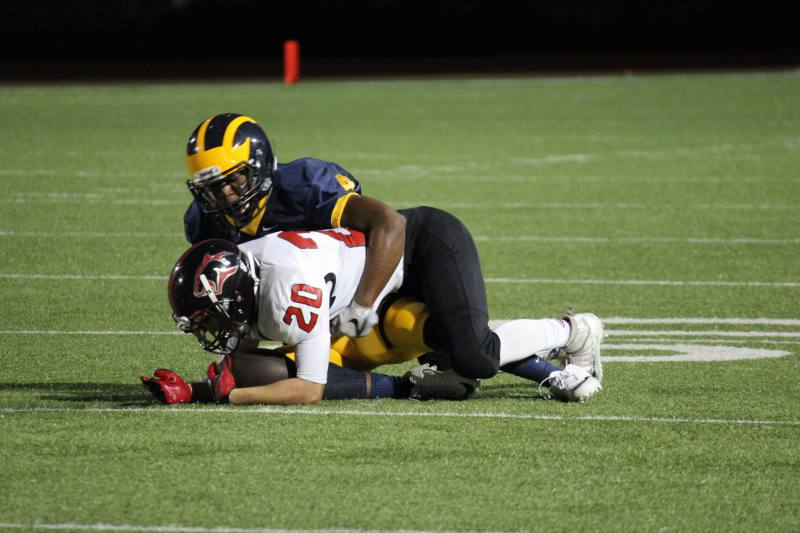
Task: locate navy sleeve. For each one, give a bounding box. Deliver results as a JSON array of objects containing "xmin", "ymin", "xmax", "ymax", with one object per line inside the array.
[
  {"xmin": 266, "ymin": 158, "xmax": 362, "ymax": 230},
  {"xmin": 183, "ymin": 201, "xmax": 236, "ymax": 244},
  {"xmin": 303, "ymin": 160, "xmax": 362, "ymax": 228}
]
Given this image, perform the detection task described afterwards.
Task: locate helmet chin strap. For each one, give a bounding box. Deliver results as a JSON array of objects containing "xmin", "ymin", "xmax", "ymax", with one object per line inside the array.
[
  {"xmin": 199, "ymin": 274, "xmax": 218, "ymax": 304},
  {"xmin": 244, "ymin": 251, "xmax": 260, "ymax": 298},
  {"xmin": 199, "ymin": 274, "xmax": 231, "ymax": 319}
]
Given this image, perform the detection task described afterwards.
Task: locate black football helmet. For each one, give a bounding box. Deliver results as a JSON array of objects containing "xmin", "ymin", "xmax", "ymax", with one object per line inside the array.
[
  {"xmin": 185, "ymin": 113, "xmax": 276, "ymax": 228},
  {"xmin": 168, "ymin": 239, "xmax": 260, "ymax": 354}
]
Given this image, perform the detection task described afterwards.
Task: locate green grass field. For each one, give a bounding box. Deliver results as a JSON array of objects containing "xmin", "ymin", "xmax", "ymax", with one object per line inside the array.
[{"xmin": 0, "ymin": 71, "xmax": 799, "ymax": 533}]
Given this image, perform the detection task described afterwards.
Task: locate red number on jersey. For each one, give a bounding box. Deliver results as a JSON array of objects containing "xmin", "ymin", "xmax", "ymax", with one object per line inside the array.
[
  {"xmin": 277, "ymin": 229, "xmax": 366, "ymax": 250},
  {"xmin": 319, "ymin": 229, "xmax": 366, "ymax": 248},
  {"xmin": 283, "ymin": 307, "xmax": 319, "ymax": 333},
  {"xmin": 291, "ymin": 283, "xmax": 323, "ymax": 308},
  {"xmin": 283, "ymin": 283, "xmax": 323, "ymax": 332},
  {"xmin": 277, "ymin": 231, "xmax": 318, "ymax": 249}
]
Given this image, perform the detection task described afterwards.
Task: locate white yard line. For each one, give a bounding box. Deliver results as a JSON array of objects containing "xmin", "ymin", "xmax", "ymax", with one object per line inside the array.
[
  {"xmin": 1, "ymin": 198, "xmax": 185, "ymax": 206},
  {"xmin": 601, "ymin": 343, "xmax": 791, "ymax": 362},
  {"xmin": 0, "ymin": 330, "xmax": 179, "ymax": 335},
  {"xmin": 3, "ymin": 195, "xmax": 799, "ymax": 210},
  {"xmin": 602, "ymin": 317, "xmax": 800, "ymax": 326},
  {"xmin": 397, "ymin": 202, "xmax": 800, "ymax": 210},
  {"xmin": 0, "ymin": 273, "xmax": 166, "ymax": 281},
  {"xmin": 2, "ymin": 272, "xmax": 796, "ymax": 287},
  {"xmin": 484, "ymin": 278, "xmax": 800, "ymax": 287},
  {"xmin": 0, "ymin": 524, "xmax": 487, "ymax": 533},
  {"xmin": 606, "ymin": 329, "xmax": 800, "ymax": 338},
  {"xmin": 473, "ymin": 235, "xmax": 800, "ymax": 245},
  {"xmin": 2, "ymin": 230, "xmax": 797, "ymax": 245},
  {"xmin": 2, "ymin": 407, "xmax": 798, "ymax": 427},
  {"xmin": 5, "ymin": 318, "xmax": 800, "ymax": 337},
  {"xmin": 0, "ymin": 230, "xmax": 181, "ymax": 238}
]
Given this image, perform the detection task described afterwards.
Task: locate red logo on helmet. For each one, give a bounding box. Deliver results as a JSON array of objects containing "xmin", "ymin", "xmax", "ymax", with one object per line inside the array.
[{"xmin": 193, "ymin": 251, "xmax": 239, "ymax": 298}]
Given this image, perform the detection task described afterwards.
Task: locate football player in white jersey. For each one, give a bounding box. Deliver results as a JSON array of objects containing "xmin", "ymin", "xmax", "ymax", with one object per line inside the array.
[{"xmin": 157, "ymin": 207, "xmax": 604, "ymax": 405}]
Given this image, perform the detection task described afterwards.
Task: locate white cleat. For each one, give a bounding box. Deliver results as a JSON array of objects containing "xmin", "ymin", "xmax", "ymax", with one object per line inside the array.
[
  {"xmin": 560, "ymin": 311, "xmax": 604, "ymax": 384},
  {"xmin": 543, "ymin": 364, "xmax": 602, "ymax": 403}
]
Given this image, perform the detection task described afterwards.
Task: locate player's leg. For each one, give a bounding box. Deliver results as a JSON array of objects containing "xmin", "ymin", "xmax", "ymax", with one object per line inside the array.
[
  {"xmin": 398, "ymin": 207, "xmax": 603, "ymax": 388},
  {"xmin": 494, "ymin": 318, "xmax": 569, "ymax": 383},
  {"xmin": 399, "ymin": 207, "xmax": 501, "ymax": 380}
]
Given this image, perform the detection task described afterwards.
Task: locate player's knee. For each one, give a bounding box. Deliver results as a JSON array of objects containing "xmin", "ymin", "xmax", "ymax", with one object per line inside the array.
[
  {"xmin": 450, "ymin": 332, "xmax": 501, "ymax": 379},
  {"xmin": 453, "ymin": 352, "xmax": 499, "ymax": 380}
]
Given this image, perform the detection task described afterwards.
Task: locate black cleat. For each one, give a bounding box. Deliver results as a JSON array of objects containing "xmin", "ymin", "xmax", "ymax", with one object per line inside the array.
[{"xmin": 404, "ymin": 364, "xmax": 479, "ymax": 401}]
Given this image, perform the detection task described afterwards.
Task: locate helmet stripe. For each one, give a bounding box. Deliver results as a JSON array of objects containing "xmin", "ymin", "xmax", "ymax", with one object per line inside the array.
[
  {"xmin": 223, "ymin": 115, "xmax": 257, "ymax": 152},
  {"xmin": 203, "ymin": 113, "xmax": 244, "ymax": 150}
]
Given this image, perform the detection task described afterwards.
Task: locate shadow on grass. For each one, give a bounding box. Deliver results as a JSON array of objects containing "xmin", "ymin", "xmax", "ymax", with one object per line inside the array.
[
  {"xmin": 0, "ymin": 380, "xmax": 548, "ymax": 406},
  {"xmin": 0, "ymin": 382, "xmax": 152, "ymax": 406},
  {"xmin": 477, "ymin": 382, "xmax": 549, "ymax": 400}
]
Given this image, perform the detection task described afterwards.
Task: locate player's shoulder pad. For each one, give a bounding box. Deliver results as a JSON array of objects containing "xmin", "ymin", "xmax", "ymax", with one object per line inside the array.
[{"xmin": 277, "ymin": 157, "xmax": 356, "ymax": 186}]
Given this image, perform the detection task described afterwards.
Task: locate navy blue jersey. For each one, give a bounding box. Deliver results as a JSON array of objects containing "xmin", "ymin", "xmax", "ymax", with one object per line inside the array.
[{"xmin": 184, "ymin": 157, "xmax": 361, "ymax": 244}]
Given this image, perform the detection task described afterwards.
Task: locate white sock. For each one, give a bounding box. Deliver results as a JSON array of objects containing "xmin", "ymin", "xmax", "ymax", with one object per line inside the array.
[{"xmin": 494, "ymin": 318, "xmax": 571, "ymax": 366}]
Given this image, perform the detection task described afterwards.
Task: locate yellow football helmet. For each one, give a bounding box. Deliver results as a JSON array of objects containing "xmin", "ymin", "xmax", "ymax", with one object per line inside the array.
[{"xmin": 185, "ymin": 113, "xmax": 276, "ymax": 228}]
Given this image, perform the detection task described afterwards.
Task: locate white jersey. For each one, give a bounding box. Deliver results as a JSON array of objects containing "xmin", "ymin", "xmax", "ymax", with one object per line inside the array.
[{"xmin": 238, "ymin": 228, "xmax": 404, "ymax": 384}]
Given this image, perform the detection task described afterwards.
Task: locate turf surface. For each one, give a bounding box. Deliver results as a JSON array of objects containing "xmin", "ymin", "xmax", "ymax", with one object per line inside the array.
[{"xmin": 1, "ymin": 71, "xmax": 799, "ymax": 532}]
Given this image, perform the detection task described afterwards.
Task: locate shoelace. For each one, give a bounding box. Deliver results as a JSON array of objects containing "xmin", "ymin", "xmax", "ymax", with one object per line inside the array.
[{"xmin": 407, "ymin": 363, "xmax": 438, "ymax": 383}]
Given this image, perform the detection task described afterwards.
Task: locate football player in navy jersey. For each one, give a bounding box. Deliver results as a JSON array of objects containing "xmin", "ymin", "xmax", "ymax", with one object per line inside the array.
[{"xmin": 182, "ymin": 113, "xmax": 405, "ymax": 339}]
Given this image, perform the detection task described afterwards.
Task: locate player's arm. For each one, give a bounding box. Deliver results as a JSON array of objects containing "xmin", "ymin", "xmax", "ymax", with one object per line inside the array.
[
  {"xmin": 339, "ymin": 195, "xmax": 406, "ymax": 309},
  {"xmin": 183, "ymin": 201, "xmax": 234, "ymax": 244},
  {"xmin": 229, "ymin": 378, "xmax": 324, "ymax": 405},
  {"xmin": 227, "ymin": 336, "xmax": 329, "ymax": 404}
]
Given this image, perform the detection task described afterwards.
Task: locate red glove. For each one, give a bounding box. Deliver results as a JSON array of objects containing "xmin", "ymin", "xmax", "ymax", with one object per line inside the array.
[
  {"xmin": 140, "ymin": 369, "xmax": 192, "ymax": 404},
  {"xmin": 207, "ymin": 356, "xmax": 236, "ymax": 403}
]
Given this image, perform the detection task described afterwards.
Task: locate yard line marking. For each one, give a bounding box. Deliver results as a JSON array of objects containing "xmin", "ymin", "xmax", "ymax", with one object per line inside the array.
[
  {"xmin": 1, "ymin": 197, "xmax": 185, "ymax": 206},
  {"xmin": 8, "ymin": 168, "xmax": 799, "ymax": 185},
  {"xmin": 2, "ymin": 230, "xmax": 797, "ymax": 245},
  {"xmin": 473, "ymin": 235, "xmax": 800, "ymax": 245},
  {"xmin": 618, "ymin": 339, "xmax": 800, "ymax": 346},
  {"xmin": 0, "ymin": 230, "xmax": 182, "ymax": 238},
  {"xmin": 0, "ymin": 330, "xmax": 178, "ymax": 335},
  {"xmin": 395, "ymin": 201, "xmax": 800, "ymax": 211},
  {"xmin": 602, "ymin": 317, "xmax": 800, "ymax": 326},
  {"xmin": 607, "ymin": 329, "xmax": 800, "ymax": 338},
  {"xmin": 4, "ymin": 196, "xmax": 799, "ymax": 211},
  {"xmin": 3, "ymin": 407, "xmax": 798, "ymax": 427},
  {"xmin": 5, "ymin": 318, "xmax": 798, "ymax": 337},
  {"xmin": 0, "ymin": 524, "xmax": 497, "ymax": 533},
  {"xmin": 0, "ymin": 170, "xmax": 183, "ymax": 179},
  {"xmin": 3, "ymin": 273, "xmax": 797, "ymax": 287},
  {"xmin": 0, "ymin": 273, "xmax": 166, "ymax": 281},
  {"xmin": 602, "ymin": 343, "xmax": 791, "ymax": 361},
  {"xmin": 484, "ymin": 278, "xmax": 800, "ymax": 288},
  {"xmin": 0, "ymin": 524, "xmax": 499, "ymax": 533}
]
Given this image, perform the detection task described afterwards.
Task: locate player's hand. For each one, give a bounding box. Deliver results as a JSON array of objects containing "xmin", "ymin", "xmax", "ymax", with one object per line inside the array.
[
  {"xmin": 140, "ymin": 369, "xmax": 192, "ymax": 404},
  {"xmin": 207, "ymin": 356, "xmax": 236, "ymax": 403},
  {"xmin": 331, "ymin": 301, "xmax": 376, "ymax": 338}
]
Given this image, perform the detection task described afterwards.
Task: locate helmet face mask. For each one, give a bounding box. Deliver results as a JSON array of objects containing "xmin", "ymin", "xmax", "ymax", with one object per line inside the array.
[
  {"xmin": 169, "ymin": 239, "xmax": 260, "ymax": 355},
  {"xmin": 185, "ymin": 114, "xmax": 275, "ymax": 229},
  {"xmin": 173, "ymin": 304, "xmax": 246, "ymax": 354},
  {"xmin": 187, "ymin": 160, "xmax": 269, "ymax": 227}
]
